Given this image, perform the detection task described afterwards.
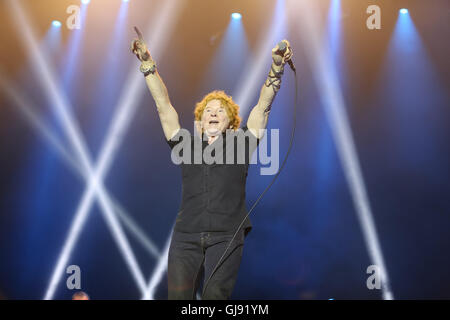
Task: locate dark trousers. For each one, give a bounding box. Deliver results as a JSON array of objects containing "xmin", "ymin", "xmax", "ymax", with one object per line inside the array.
[{"xmin": 167, "ymin": 229, "xmax": 245, "ymax": 300}]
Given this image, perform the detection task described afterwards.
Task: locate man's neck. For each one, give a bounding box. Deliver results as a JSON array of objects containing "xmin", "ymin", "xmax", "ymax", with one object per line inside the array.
[{"xmin": 208, "ymin": 135, "xmax": 218, "ymax": 145}]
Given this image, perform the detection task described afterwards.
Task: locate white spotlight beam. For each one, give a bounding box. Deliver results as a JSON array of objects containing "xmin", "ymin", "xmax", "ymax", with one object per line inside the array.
[
  {"xmin": 291, "ymin": 0, "xmax": 393, "ymax": 300},
  {"xmin": 0, "ymin": 74, "xmax": 161, "ymax": 260},
  {"xmin": 142, "ymin": 228, "xmax": 173, "ymax": 300},
  {"xmin": 62, "ymin": 1, "xmax": 89, "ymax": 87},
  {"xmin": 0, "ymin": 73, "xmax": 84, "ymax": 176},
  {"xmin": 7, "ymin": 0, "xmax": 148, "ymax": 299},
  {"xmin": 112, "ymin": 200, "xmax": 161, "ymax": 259},
  {"xmin": 234, "ymin": 0, "xmax": 286, "ymax": 113},
  {"xmin": 139, "ymin": 0, "xmax": 187, "ymax": 299},
  {"xmin": 88, "ymin": 0, "xmax": 186, "ymax": 298},
  {"xmin": 42, "ymin": 0, "xmax": 184, "ymax": 299},
  {"xmin": 1, "ymin": 78, "xmax": 163, "ymax": 263}
]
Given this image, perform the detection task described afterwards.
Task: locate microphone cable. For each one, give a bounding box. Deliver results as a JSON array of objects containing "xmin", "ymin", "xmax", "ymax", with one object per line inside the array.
[{"xmin": 202, "ymin": 59, "xmax": 299, "ymax": 298}]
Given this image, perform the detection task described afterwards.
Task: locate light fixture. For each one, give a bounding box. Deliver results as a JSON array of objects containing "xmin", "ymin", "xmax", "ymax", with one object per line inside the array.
[{"xmin": 231, "ymin": 12, "xmax": 242, "ymax": 20}]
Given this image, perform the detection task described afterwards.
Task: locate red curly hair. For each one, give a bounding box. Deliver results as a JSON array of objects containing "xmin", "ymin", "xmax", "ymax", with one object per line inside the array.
[{"xmin": 194, "ymin": 90, "xmax": 241, "ymax": 132}]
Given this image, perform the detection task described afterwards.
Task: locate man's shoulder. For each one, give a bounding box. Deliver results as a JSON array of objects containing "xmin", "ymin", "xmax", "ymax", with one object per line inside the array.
[
  {"xmin": 236, "ymin": 125, "xmax": 259, "ymax": 141},
  {"xmin": 166, "ymin": 128, "xmax": 193, "ymax": 149}
]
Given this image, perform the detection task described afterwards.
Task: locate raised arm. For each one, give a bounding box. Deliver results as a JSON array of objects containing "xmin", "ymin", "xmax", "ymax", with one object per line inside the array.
[
  {"xmin": 131, "ymin": 28, "xmax": 180, "ymax": 141},
  {"xmin": 247, "ymin": 40, "xmax": 292, "ymax": 139}
]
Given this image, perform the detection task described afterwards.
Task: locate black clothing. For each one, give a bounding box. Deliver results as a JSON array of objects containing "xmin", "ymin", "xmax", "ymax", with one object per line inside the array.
[
  {"xmin": 167, "ymin": 126, "xmax": 260, "ymax": 236},
  {"xmin": 168, "ymin": 229, "xmax": 245, "ymax": 299}
]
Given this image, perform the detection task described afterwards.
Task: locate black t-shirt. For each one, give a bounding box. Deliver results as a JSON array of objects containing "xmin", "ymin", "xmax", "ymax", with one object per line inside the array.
[{"xmin": 167, "ymin": 126, "xmax": 260, "ymax": 236}]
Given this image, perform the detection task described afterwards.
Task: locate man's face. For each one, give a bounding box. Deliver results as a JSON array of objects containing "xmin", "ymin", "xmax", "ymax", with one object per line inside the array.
[{"xmin": 201, "ymin": 99, "xmax": 231, "ymax": 136}]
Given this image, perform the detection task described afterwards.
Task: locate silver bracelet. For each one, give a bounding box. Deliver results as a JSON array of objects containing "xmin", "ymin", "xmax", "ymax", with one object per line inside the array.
[
  {"xmin": 264, "ymin": 63, "xmax": 284, "ymax": 92},
  {"xmin": 140, "ymin": 60, "xmax": 157, "ymax": 76}
]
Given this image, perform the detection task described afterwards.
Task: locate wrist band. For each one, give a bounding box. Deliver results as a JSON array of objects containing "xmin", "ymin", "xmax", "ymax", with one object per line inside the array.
[
  {"xmin": 264, "ymin": 64, "xmax": 284, "ymax": 92},
  {"xmin": 270, "ymin": 63, "xmax": 284, "ymax": 77},
  {"xmin": 264, "ymin": 63, "xmax": 284, "ymax": 92},
  {"xmin": 140, "ymin": 60, "xmax": 157, "ymax": 76}
]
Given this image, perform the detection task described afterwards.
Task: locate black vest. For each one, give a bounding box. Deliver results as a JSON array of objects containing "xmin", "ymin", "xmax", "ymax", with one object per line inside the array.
[{"xmin": 167, "ymin": 126, "xmax": 260, "ymax": 235}]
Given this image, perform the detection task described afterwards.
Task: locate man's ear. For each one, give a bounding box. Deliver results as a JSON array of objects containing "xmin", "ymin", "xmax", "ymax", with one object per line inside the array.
[{"xmin": 195, "ymin": 121, "xmax": 203, "ymax": 136}]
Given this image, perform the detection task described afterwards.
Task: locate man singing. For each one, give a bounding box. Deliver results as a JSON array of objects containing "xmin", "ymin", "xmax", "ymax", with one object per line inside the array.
[{"xmin": 131, "ymin": 29, "xmax": 292, "ymax": 299}]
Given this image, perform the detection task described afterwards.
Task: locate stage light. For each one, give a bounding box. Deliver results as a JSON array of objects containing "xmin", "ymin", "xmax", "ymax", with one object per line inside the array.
[
  {"xmin": 291, "ymin": 0, "xmax": 394, "ymax": 300},
  {"xmin": 19, "ymin": 0, "xmax": 185, "ymax": 300},
  {"xmin": 400, "ymin": 8, "xmax": 408, "ymax": 14},
  {"xmin": 142, "ymin": 230, "xmax": 173, "ymax": 300},
  {"xmin": 234, "ymin": 0, "xmax": 286, "ymax": 112},
  {"xmin": 0, "ymin": 74, "xmax": 163, "ymax": 262},
  {"xmin": 7, "ymin": 0, "xmax": 149, "ymax": 299},
  {"xmin": 52, "ymin": 20, "xmax": 61, "ymax": 27},
  {"xmin": 81, "ymin": 0, "xmax": 90, "ymax": 4},
  {"xmin": 231, "ymin": 12, "xmax": 242, "ymax": 20},
  {"xmin": 62, "ymin": 0, "xmax": 89, "ymax": 89},
  {"xmin": 123, "ymin": 0, "xmax": 130, "ymax": 2},
  {"xmin": 200, "ymin": 5, "xmax": 249, "ymax": 94}
]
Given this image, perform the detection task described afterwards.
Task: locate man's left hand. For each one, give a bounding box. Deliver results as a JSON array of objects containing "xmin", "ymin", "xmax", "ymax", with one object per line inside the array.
[{"xmin": 271, "ymin": 39, "xmax": 293, "ymax": 67}]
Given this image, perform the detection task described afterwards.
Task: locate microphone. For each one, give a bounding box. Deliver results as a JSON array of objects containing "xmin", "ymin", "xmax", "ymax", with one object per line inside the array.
[{"xmin": 276, "ymin": 41, "xmax": 296, "ymax": 72}]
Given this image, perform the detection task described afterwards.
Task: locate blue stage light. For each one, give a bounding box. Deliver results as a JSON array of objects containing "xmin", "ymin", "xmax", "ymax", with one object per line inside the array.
[
  {"xmin": 52, "ymin": 20, "xmax": 61, "ymax": 27},
  {"xmin": 81, "ymin": 0, "xmax": 90, "ymax": 4},
  {"xmin": 400, "ymin": 8, "xmax": 408, "ymax": 14},
  {"xmin": 231, "ymin": 13, "xmax": 242, "ymax": 20}
]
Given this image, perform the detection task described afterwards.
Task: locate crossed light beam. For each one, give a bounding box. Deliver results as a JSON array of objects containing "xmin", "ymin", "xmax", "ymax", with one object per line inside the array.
[
  {"xmin": 0, "ymin": 73, "xmax": 161, "ymax": 261},
  {"xmin": 6, "ymin": 0, "xmax": 320, "ymax": 300},
  {"xmin": 9, "ymin": 0, "xmax": 147, "ymax": 298},
  {"xmin": 6, "ymin": 0, "xmax": 184, "ymax": 299},
  {"xmin": 6, "ymin": 0, "xmax": 393, "ymax": 300},
  {"xmin": 290, "ymin": 0, "xmax": 393, "ymax": 299}
]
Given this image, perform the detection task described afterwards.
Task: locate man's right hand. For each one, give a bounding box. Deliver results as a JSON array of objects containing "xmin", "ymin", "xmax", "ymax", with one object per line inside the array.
[{"xmin": 130, "ymin": 27, "xmax": 151, "ymax": 62}]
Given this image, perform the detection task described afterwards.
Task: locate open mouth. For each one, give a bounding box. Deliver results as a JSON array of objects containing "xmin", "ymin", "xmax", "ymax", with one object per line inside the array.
[{"xmin": 209, "ymin": 120, "xmax": 219, "ymax": 124}]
